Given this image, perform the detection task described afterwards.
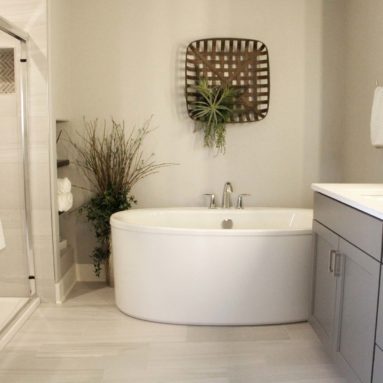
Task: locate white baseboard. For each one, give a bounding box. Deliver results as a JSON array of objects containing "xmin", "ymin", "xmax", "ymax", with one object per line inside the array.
[
  {"xmin": 55, "ymin": 263, "xmax": 77, "ymax": 304},
  {"xmin": 55, "ymin": 263, "xmax": 106, "ymax": 302},
  {"xmin": 76, "ymin": 263, "xmax": 106, "ymax": 282}
]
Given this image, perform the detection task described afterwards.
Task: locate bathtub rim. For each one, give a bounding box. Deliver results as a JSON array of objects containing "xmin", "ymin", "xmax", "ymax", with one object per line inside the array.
[{"xmin": 110, "ymin": 207, "xmax": 313, "ymax": 237}]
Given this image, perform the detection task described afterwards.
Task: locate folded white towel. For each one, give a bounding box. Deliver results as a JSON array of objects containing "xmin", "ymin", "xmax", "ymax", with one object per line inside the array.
[
  {"xmin": 58, "ymin": 192, "xmax": 73, "ymax": 212},
  {"xmin": 57, "ymin": 177, "xmax": 72, "ymax": 194},
  {"xmin": 370, "ymin": 86, "xmax": 383, "ymax": 147},
  {"xmin": 0, "ymin": 219, "xmax": 6, "ymax": 250}
]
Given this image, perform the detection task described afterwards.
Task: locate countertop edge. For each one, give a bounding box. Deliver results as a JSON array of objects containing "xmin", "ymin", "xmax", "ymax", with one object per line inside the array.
[{"xmin": 312, "ymin": 183, "xmax": 383, "ymax": 221}]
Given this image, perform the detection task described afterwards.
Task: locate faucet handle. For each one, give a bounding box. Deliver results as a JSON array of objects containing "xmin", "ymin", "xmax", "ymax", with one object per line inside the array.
[
  {"xmin": 236, "ymin": 194, "xmax": 250, "ymax": 209},
  {"xmin": 203, "ymin": 193, "xmax": 217, "ymax": 209}
]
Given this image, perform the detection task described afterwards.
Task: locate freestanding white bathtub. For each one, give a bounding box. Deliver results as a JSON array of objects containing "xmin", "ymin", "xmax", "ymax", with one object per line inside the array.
[{"xmin": 111, "ymin": 208, "xmax": 313, "ymax": 325}]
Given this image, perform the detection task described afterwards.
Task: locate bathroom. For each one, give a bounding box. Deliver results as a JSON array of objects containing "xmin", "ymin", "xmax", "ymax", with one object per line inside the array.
[{"xmin": 0, "ymin": 0, "xmax": 382, "ymax": 381}]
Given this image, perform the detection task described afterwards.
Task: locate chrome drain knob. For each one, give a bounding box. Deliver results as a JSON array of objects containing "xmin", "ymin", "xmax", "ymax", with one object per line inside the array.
[{"xmin": 221, "ymin": 218, "xmax": 233, "ymax": 229}]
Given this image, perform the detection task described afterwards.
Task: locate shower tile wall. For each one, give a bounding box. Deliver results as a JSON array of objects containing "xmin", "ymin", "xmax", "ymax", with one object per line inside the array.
[
  {"xmin": 0, "ymin": 48, "xmax": 15, "ymax": 93},
  {"xmin": 0, "ymin": 37, "xmax": 29, "ymax": 297},
  {"xmin": 1, "ymin": 0, "xmax": 56, "ymax": 301}
]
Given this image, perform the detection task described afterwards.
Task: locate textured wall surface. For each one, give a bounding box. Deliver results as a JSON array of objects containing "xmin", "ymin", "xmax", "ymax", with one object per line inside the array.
[
  {"xmin": 342, "ymin": 0, "xmax": 383, "ymax": 182},
  {"xmin": 49, "ymin": 0, "xmax": 346, "ymax": 266},
  {"xmin": 66, "ymin": 0, "xmax": 346, "ymax": 207},
  {"xmin": 4, "ymin": 0, "xmax": 369, "ymax": 291}
]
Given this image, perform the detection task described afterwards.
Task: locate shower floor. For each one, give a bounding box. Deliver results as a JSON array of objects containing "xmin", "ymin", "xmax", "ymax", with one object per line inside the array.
[{"xmin": 0, "ymin": 297, "xmax": 29, "ymax": 331}]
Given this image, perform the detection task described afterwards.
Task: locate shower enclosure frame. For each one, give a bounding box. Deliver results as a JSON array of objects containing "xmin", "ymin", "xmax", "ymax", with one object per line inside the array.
[{"xmin": 0, "ymin": 16, "xmax": 36, "ymax": 296}]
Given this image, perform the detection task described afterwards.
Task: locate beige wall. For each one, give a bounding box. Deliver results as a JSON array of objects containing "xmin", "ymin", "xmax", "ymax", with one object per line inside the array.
[
  {"xmin": 342, "ymin": 0, "xmax": 383, "ymax": 182},
  {"xmin": 1, "ymin": 0, "xmax": 56, "ymax": 301},
  {"xmin": 68, "ymin": 0, "xmax": 344, "ymax": 205},
  {"xmin": 50, "ymin": 0, "xmax": 346, "ymax": 265},
  {"xmin": 2, "ymin": 0, "xmax": 377, "ymax": 284},
  {"xmin": 3, "ymin": 0, "xmax": 369, "ymax": 291}
]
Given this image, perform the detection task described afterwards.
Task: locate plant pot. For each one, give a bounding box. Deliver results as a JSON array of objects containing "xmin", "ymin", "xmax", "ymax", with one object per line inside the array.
[{"xmin": 105, "ymin": 254, "xmax": 114, "ymax": 287}]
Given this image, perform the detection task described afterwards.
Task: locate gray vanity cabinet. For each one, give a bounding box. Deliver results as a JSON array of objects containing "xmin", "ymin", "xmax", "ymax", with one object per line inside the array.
[
  {"xmin": 374, "ymin": 346, "xmax": 383, "ymax": 383},
  {"xmin": 377, "ymin": 272, "xmax": 383, "ymax": 348},
  {"xmin": 312, "ymin": 192, "xmax": 381, "ymax": 383},
  {"xmin": 336, "ymin": 239, "xmax": 380, "ymax": 383},
  {"xmin": 311, "ymin": 221, "xmax": 339, "ymax": 351},
  {"xmin": 375, "ymin": 272, "xmax": 383, "ymax": 383}
]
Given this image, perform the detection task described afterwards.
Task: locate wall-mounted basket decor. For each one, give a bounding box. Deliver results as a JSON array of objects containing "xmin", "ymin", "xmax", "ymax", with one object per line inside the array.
[{"xmin": 185, "ymin": 38, "xmax": 270, "ymax": 123}]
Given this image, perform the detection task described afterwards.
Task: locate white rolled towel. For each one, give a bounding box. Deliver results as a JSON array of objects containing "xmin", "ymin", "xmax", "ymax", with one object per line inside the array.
[
  {"xmin": 0, "ymin": 219, "xmax": 5, "ymax": 250},
  {"xmin": 58, "ymin": 192, "xmax": 73, "ymax": 212},
  {"xmin": 370, "ymin": 86, "xmax": 383, "ymax": 147},
  {"xmin": 57, "ymin": 177, "xmax": 72, "ymax": 194}
]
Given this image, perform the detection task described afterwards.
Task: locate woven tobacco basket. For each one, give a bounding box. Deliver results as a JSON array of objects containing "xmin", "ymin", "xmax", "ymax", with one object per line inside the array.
[{"xmin": 185, "ymin": 37, "xmax": 270, "ymax": 123}]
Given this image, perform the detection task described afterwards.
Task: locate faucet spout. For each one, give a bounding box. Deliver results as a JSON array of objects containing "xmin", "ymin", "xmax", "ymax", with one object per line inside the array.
[{"xmin": 222, "ymin": 182, "xmax": 233, "ymax": 208}]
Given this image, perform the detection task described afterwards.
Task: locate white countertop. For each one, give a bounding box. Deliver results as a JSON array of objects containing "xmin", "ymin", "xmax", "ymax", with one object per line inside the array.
[{"xmin": 312, "ymin": 183, "xmax": 383, "ymax": 220}]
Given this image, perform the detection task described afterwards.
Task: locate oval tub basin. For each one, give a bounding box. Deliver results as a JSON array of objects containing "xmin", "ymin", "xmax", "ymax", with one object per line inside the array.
[{"xmin": 111, "ymin": 208, "xmax": 313, "ymax": 325}]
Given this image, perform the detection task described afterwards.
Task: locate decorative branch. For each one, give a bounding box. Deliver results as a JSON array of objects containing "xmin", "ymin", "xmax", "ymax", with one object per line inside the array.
[
  {"xmin": 68, "ymin": 117, "xmax": 174, "ymax": 196},
  {"xmin": 66, "ymin": 117, "xmax": 176, "ymax": 277}
]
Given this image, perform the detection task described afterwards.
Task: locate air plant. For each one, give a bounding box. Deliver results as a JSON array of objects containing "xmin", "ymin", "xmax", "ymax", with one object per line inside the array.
[{"xmin": 190, "ymin": 79, "xmax": 236, "ymax": 154}]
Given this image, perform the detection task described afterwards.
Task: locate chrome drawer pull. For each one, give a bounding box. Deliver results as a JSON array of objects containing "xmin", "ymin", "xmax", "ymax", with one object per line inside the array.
[
  {"xmin": 334, "ymin": 252, "xmax": 342, "ymax": 277},
  {"xmin": 329, "ymin": 249, "xmax": 336, "ymax": 273}
]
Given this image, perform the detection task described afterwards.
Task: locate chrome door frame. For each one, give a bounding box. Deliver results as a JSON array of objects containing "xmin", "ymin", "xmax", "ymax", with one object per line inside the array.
[{"xmin": 0, "ymin": 16, "xmax": 35, "ymax": 295}]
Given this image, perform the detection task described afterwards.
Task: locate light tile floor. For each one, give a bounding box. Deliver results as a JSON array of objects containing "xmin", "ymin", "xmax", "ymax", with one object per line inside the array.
[
  {"xmin": 0, "ymin": 283, "xmax": 346, "ymax": 382},
  {"xmin": 0, "ymin": 297, "xmax": 29, "ymax": 331}
]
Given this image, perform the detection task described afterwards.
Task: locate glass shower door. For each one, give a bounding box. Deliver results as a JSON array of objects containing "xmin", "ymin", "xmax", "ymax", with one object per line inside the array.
[{"xmin": 0, "ymin": 26, "xmax": 35, "ymax": 333}]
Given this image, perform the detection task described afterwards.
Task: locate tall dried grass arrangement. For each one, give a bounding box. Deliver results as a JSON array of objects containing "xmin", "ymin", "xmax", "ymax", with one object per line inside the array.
[
  {"xmin": 69, "ymin": 117, "xmax": 174, "ymax": 277},
  {"xmin": 72, "ymin": 117, "xmax": 171, "ymax": 195}
]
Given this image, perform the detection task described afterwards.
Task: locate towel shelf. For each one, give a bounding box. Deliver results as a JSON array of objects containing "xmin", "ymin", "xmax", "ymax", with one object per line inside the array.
[{"xmin": 57, "ymin": 159, "xmax": 69, "ymax": 168}]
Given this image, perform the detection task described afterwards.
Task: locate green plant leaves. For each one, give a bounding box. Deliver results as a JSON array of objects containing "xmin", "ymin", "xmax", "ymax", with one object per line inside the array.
[
  {"xmin": 190, "ymin": 79, "xmax": 236, "ymax": 154},
  {"xmin": 68, "ymin": 118, "xmax": 174, "ymax": 276},
  {"xmin": 80, "ymin": 188, "xmax": 136, "ymax": 276}
]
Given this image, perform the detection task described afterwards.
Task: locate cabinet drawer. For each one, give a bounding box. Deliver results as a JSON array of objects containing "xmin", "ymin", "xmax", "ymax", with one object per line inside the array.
[
  {"xmin": 314, "ymin": 193, "xmax": 383, "ymax": 261},
  {"xmin": 377, "ymin": 271, "xmax": 383, "ymax": 349},
  {"xmin": 337, "ymin": 239, "xmax": 380, "ymax": 383},
  {"xmin": 373, "ymin": 346, "xmax": 383, "ymax": 383}
]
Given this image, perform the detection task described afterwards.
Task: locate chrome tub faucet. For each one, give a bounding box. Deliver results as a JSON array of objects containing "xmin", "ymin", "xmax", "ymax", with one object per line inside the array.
[
  {"xmin": 222, "ymin": 182, "xmax": 233, "ymax": 208},
  {"xmin": 236, "ymin": 194, "xmax": 250, "ymax": 209},
  {"xmin": 204, "ymin": 193, "xmax": 216, "ymax": 209},
  {"xmin": 204, "ymin": 183, "xmax": 250, "ymax": 209}
]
